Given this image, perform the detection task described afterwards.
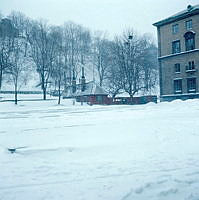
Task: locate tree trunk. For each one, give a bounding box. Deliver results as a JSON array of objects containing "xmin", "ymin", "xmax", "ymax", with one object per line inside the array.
[
  {"xmin": 14, "ymin": 82, "xmax": 18, "ymax": 105},
  {"xmin": 99, "ymin": 77, "xmax": 103, "ymax": 87},
  {"xmin": 0, "ymin": 66, "xmax": 3, "ymax": 90},
  {"xmin": 129, "ymin": 92, "xmax": 134, "ymax": 105},
  {"xmin": 129, "ymin": 93, "xmax": 133, "ymax": 98},
  {"xmin": 43, "ymin": 87, "xmax": 46, "ymax": 100},
  {"xmin": 42, "ymin": 79, "xmax": 47, "ymax": 100},
  {"xmin": 58, "ymin": 80, "xmax": 61, "ymax": 105}
]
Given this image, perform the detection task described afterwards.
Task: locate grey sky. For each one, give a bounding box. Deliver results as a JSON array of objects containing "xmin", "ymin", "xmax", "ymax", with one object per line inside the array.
[{"xmin": 1, "ymin": 0, "xmax": 199, "ymax": 39}]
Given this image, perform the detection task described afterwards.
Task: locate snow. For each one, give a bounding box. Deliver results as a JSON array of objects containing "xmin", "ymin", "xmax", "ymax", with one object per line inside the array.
[{"xmin": 0, "ymin": 96, "xmax": 199, "ymax": 200}]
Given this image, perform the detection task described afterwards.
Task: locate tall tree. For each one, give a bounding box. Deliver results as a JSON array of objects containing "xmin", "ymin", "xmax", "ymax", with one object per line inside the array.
[
  {"xmin": 106, "ymin": 41, "xmax": 123, "ymax": 98},
  {"xmin": 27, "ymin": 20, "xmax": 58, "ymax": 100},
  {"xmin": 78, "ymin": 27, "xmax": 91, "ymax": 65},
  {"xmin": 62, "ymin": 22, "xmax": 91, "ymax": 88},
  {"xmin": 6, "ymin": 12, "xmax": 30, "ymax": 104},
  {"xmin": 62, "ymin": 22, "xmax": 80, "ymax": 86},
  {"xmin": 7, "ymin": 38, "xmax": 28, "ymax": 104},
  {"xmin": 0, "ymin": 18, "xmax": 17, "ymax": 90},
  {"xmin": 111, "ymin": 29, "xmax": 158, "ymax": 97},
  {"xmin": 140, "ymin": 39, "xmax": 158, "ymax": 94},
  {"xmin": 50, "ymin": 26, "xmax": 65, "ymax": 104},
  {"xmin": 92, "ymin": 32, "xmax": 112, "ymax": 86}
]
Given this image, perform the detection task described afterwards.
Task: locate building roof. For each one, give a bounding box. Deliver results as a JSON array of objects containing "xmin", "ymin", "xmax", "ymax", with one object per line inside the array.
[
  {"xmin": 62, "ymin": 81, "xmax": 108, "ymax": 98},
  {"xmin": 153, "ymin": 4, "xmax": 199, "ymax": 27}
]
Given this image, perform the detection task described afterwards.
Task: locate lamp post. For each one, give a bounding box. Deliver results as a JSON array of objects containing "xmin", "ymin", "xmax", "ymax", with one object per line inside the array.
[
  {"xmin": 124, "ymin": 35, "xmax": 133, "ymax": 103},
  {"xmin": 128, "ymin": 35, "xmax": 132, "ymax": 67},
  {"xmin": 125, "ymin": 35, "xmax": 133, "ymax": 68}
]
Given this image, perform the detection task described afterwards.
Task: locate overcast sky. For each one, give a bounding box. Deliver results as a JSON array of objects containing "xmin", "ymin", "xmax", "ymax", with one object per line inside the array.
[{"xmin": 1, "ymin": 0, "xmax": 199, "ymax": 40}]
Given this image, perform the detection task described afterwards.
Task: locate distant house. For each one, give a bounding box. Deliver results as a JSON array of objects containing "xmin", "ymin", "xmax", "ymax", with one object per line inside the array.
[
  {"xmin": 62, "ymin": 68, "xmax": 111, "ymax": 105},
  {"xmin": 62, "ymin": 81, "xmax": 112, "ymax": 105},
  {"xmin": 153, "ymin": 4, "xmax": 199, "ymax": 101}
]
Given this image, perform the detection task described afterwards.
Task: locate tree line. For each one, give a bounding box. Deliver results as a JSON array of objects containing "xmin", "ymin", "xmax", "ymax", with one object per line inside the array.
[{"xmin": 0, "ymin": 11, "xmax": 158, "ymax": 104}]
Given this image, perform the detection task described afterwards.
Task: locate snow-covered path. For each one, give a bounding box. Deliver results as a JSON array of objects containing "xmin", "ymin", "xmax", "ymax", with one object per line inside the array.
[{"xmin": 0, "ymin": 99, "xmax": 199, "ymax": 200}]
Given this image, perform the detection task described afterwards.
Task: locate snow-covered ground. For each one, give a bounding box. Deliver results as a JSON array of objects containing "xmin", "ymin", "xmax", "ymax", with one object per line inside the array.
[{"xmin": 0, "ymin": 96, "xmax": 199, "ymax": 200}]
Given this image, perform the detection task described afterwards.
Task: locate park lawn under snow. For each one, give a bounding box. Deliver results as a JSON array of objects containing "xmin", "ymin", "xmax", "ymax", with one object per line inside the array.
[{"xmin": 0, "ymin": 96, "xmax": 199, "ymax": 200}]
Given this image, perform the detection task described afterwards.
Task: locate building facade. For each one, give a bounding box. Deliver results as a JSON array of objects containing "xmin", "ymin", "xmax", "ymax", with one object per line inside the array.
[{"xmin": 153, "ymin": 4, "xmax": 199, "ymax": 101}]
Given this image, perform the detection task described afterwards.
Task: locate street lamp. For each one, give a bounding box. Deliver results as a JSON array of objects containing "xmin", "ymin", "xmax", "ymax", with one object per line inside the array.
[
  {"xmin": 125, "ymin": 35, "xmax": 132, "ymax": 64},
  {"xmin": 128, "ymin": 35, "xmax": 133, "ymax": 40}
]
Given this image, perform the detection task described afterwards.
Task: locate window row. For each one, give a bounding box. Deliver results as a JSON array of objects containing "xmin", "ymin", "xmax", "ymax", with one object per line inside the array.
[
  {"xmin": 172, "ymin": 31, "xmax": 195, "ymax": 54},
  {"xmin": 174, "ymin": 61, "xmax": 196, "ymax": 73},
  {"xmin": 172, "ymin": 20, "xmax": 192, "ymax": 34},
  {"xmin": 174, "ymin": 78, "xmax": 196, "ymax": 93}
]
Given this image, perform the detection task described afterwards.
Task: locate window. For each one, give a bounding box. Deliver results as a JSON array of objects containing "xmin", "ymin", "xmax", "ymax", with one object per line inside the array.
[
  {"xmin": 174, "ymin": 79, "xmax": 182, "ymax": 93},
  {"xmin": 186, "ymin": 61, "xmax": 195, "ymax": 71},
  {"xmin": 186, "ymin": 20, "xmax": 192, "ymax": 30},
  {"xmin": 172, "ymin": 40, "xmax": 181, "ymax": 54},
  {"xmin": 187, "ymin": 78, "xmax": 196, "ymax": 92},
  {"xmin": 184, "ymin": 32, "xmax": 195, "ymax": 51},
  {"xmin": 172, "ymin": 24, "xmax": 179, "ymax": 34},
  {"xmin": 174, "ymin": 63, "xmax": 180, "ymax": 73}
]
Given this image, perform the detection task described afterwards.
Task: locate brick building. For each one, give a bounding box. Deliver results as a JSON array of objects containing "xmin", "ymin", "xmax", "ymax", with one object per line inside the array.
[
  {"xmin": 153, "ymin": 4, "xmax": 199, "ymax": 101},
  {"xmin": 62, "ymin": 67, "xmax": 111, "ymax": 105}
]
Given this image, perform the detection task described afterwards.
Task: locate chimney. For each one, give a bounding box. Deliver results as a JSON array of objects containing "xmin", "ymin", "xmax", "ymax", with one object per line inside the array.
[
  {"xmin": 72, "ymin": 69, "xmax": 76, "ymax": 93},
  {"xmin": 81, "ymin": 67, "xmax": 86, "ymax": 92}
]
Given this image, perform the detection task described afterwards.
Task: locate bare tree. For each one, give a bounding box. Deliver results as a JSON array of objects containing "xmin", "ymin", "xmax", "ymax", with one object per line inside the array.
[
  {"xmin": 7, "ymin": 39, "xmax": 29, "ymax": 104},
  {"xmin": 5, "ymin": 12, "xmax": 30, "ymax": 104},
  {"xmin": 50, "ymin": 26, "xmax": 65, "ymax": 104},
  {"xmin": 106, "ymin": 42, "xmax": 123, "ymax": 98},
  {"xmin": 0, "ymin": 18, "xmax": 17, "ymax": 90},
  {"xmin": 106, "ymin": 66, "xmax": 123, "ymax": 98},
  {"xmin": 62, "ymin": 22, "xmax": 80, "ymax": 86},
  {"xmin": 27, "ymin": 20, "xmax": 58, "ymax": 100},
  {"xmin": 92, "ymin": 32, "xmax": 112, "ymax": 86},
  {"xmin": 140, "ymin": 39, "xmax": 158, "ymax": 94},
  {"xmin": 111, "ymin": 29, "xmax": 158, "ymax": 98},
  {"xmin": 61, "ymin": 22, "xmax": 91, "ymax": 90},
  {"xmin": 78, "ymin": 27, "xmax": 91, "ymax": 66}
]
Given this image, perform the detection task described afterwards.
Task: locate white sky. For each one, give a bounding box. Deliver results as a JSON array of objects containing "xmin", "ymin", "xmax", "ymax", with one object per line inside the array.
[{"xmin": 1, "ymin": 0, "xmax": 199, "ymax": 40}]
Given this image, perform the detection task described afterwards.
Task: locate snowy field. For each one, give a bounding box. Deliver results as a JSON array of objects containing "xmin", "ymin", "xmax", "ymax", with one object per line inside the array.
[{"xmin": 0, "ymin": 95, "xmax": 199, "ymax": 200}]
